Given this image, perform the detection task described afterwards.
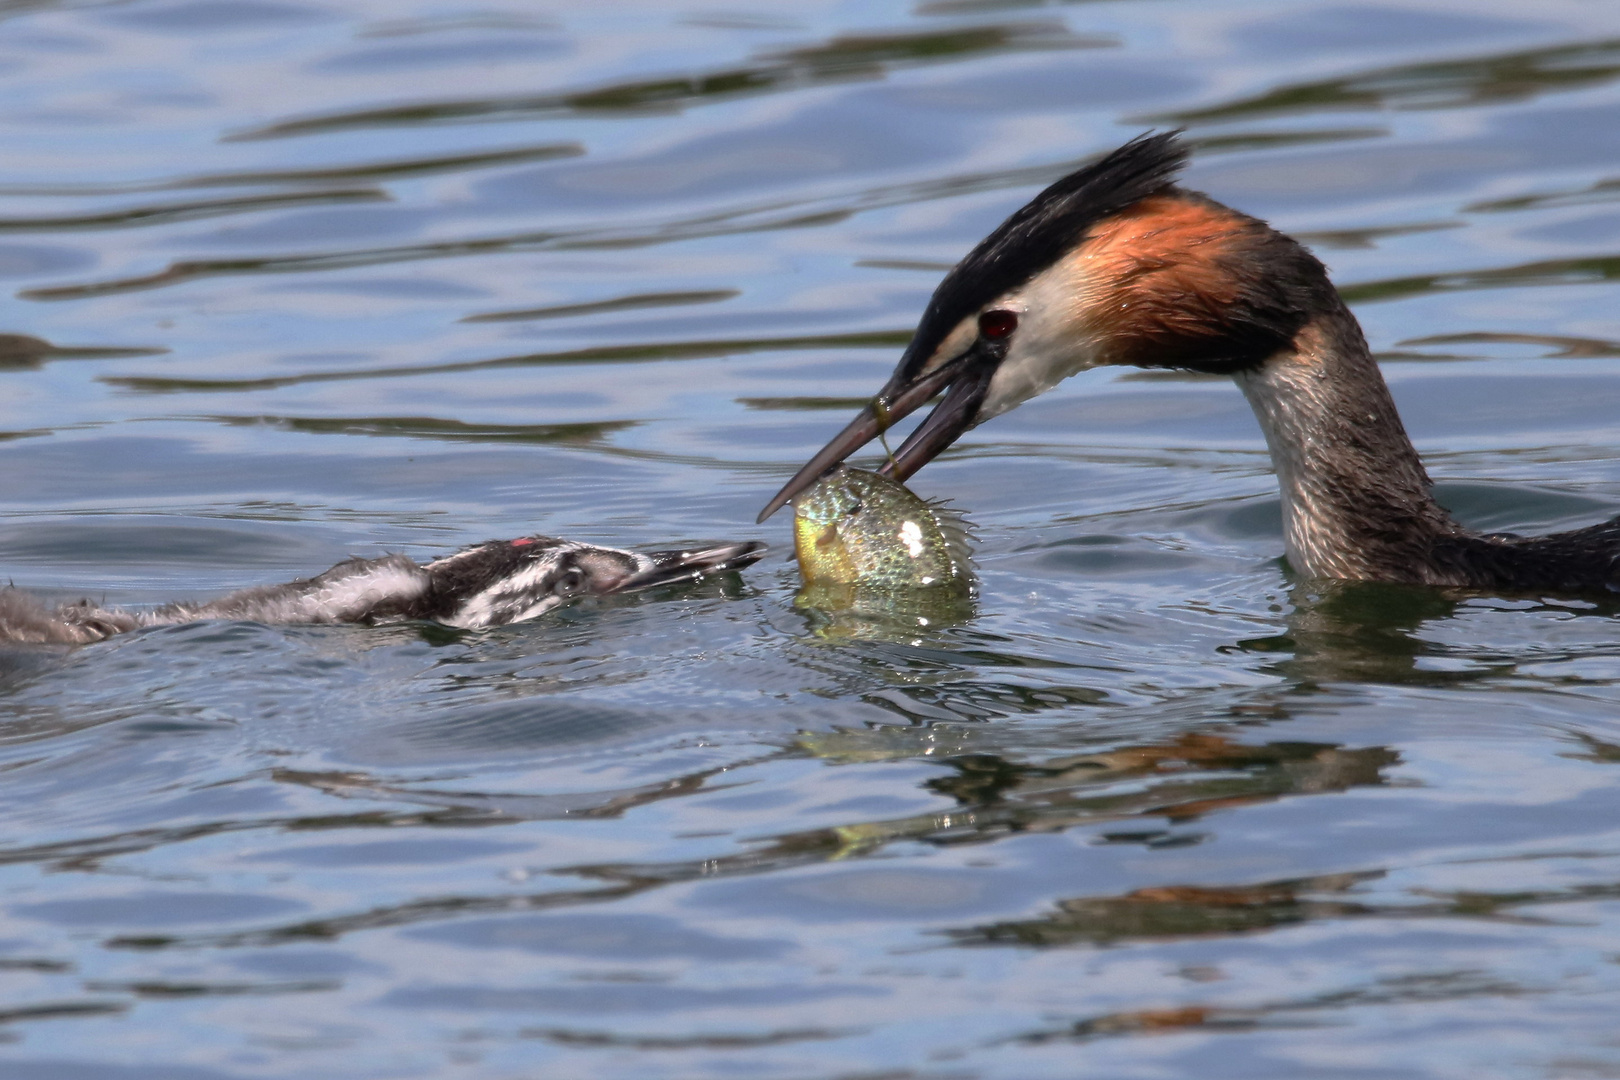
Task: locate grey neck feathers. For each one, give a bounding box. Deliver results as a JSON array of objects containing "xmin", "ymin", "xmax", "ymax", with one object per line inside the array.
[{"xmin": 1234, "ymin": 308, "xmax": 1466, "ymax": 585}]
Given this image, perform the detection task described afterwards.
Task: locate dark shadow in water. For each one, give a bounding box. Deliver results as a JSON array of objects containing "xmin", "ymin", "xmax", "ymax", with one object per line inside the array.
[
  {"xmin": 0, "ymin": 998, "xmax": 129, "ymax": 1024},
  {"xmin": 1234, "ymin": 580, "xmax": 1474, "ymax": 688},
  {"xmin": 1155, "ymin": 38, "xmax": 1620, "ymax": 124},
  {"xmin": 94, "ymin": 693, "xmax": 1620, "ymax": 954},
  {"xmin": 957, "ymin": 869, "xmax": 1389, "ymax": 947},
  {"xmin": 0, "ymin": 333, "xmax": 166, "ymax": 373},
  {"xmin": 270, "ymin": 754, "xmax": 770, "ymax": 823},
  {"xmin": 0, "ymin": 144, "xmax": 584, "ymax": 197},
  {"xmin": 462, "ymin": 288, "xmax": 737, "ymax": 324},
  {"xmin": 1295, "ymin": 220, "xmax": 1461, "ymax": 251},
  {"xmin": 1006, "ymin": 969, "xmax": 1532, "ymax": 1045},
  {"xmin": 952, "ymin": 835, "xmax": 1617, "ymax": 1042},
  {"xmin": 524, "ymin": 1026, "xmax": 848, "ymax": 1051},
  {"xmin": 83, "ymin": 978, "xmax": 336, "ymax": 999},
  {"xmin": 91, "ymin": 729, "xmax": 1398, "ymax": 950},
  {"xmin": 1467, "ymin": 174, "xmax": 1620, "ymax": 214},
  {"xmin": 207, "ymin": 415, "xmax": 637, "ymax": 447},
  {"xmin": 1184, "ymin": 127, "xmax": 1390, "ymax": 154},
  {"xmin": 1397, "ymin": 331, "xmax": 1620, "ymax": 359},
  {"xmin": 0, "ymin": 737, "xmax": 773, "ymax": 875},
  {"xmin": 0, "ymin": 188, "xmax": 387, "ymax": 233},
  {"xmin": 1241, "ymin": 579, "xmax": 1620, "ymax": 690},
  {"xmin": 99, "ymin": 330, "xmax": 911, "ymax": 394},
  {"xmin": 0, "ymin": 646, "xmax": 74, "ymax": 695},
  {"xmin": 916, "ymin": 0, "xmax": 1148, "ymax": 12},
  {"xmin": 231, "ymin": 22, "xmax": 1109, "ymax": 140},
  {"xmin": 1341, "ymin": 252, "xmax": 1620, "ymax": 305},
  {"xmin": 17, "ymin": 128, "xmax": 1375, "ymax": 304}
]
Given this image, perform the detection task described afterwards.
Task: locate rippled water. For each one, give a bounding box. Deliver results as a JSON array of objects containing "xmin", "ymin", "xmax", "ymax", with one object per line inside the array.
[{"xmin": 4, "ymin": 0, "xmax": 1620, "ymax": 1076}]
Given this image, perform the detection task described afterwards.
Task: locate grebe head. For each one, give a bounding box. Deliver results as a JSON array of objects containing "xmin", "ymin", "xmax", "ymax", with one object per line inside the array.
[
  {"xmin": 429, "ymin": 536, "xmax": 766, "ymax": 629},
  {"xmin": 758, "ymin": 131, "xmax": 1342, "ymax": 522}
]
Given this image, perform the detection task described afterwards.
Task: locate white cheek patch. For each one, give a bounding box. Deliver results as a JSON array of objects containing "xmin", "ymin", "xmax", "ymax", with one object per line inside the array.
[
  {"xmin": 444, "ymin": 560, "xmax": 559, "ymax": 629},
  {"xmin": 918, "ymin": 317, "xmax": 979, "ymax": 377},
  {"xmin": 442, "ymin": 593, "xmax": 565, "ymax": 630},
  {"xmin": 979, "ymin": 263, "xmax": 1104, "ymax": 421}
]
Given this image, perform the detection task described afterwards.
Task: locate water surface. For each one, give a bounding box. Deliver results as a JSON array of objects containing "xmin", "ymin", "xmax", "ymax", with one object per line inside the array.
[{"xmin": 4, "ymin": 0, "xmax": 1620, "ymax": 1076}]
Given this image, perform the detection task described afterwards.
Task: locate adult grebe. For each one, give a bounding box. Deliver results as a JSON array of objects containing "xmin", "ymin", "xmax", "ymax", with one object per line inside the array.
[
  {"xmin": 0, "ymin": 535, "xmax": 764, "ymax": 645},
  {"xmin": 759, "ymin": 132, "xmax": 1620, "ymax": 593}
]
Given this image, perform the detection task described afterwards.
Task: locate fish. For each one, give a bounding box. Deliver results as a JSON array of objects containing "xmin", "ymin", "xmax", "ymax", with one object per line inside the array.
[
  {"xmin": 792, "ymin": 465, "xmax": 973, "ymax": 592},
  {"xmin": 790, "ymin": 466, "xmax": 975, "ymax": 638}
]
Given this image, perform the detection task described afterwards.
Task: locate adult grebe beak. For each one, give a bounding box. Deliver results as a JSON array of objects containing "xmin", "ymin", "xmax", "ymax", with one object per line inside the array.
[{"xmin": 755, "ymin": 336, "xmax": 1002, "ymax": 524}]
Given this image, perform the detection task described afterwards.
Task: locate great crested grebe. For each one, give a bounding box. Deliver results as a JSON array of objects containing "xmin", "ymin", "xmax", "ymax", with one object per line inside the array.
[
  {"xmin": 0, "ymin": 535, "xmax": 764, "ymax": 645},
  {"xmin": 760, "ymin": 132, "xmax": 1620, "ymax": 593}
]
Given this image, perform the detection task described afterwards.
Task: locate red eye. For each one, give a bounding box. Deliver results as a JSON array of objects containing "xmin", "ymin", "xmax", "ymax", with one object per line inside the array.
[{"xmin": 979, "ymin": 309, "xmax": 1017, "ymax": 339}]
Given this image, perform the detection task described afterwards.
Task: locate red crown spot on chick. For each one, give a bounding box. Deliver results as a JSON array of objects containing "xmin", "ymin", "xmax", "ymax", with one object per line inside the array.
[{"xmin": 510, "ymin": 537, "xmax": 535, "ymax": 547}]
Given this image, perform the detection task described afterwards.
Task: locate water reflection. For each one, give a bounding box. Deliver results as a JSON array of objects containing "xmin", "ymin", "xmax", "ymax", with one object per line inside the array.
[
  {"xmin": 84, "ymin": 729, "xmax": 1400, "ymax": 952},
  {"xmin": 237, "ymin": 21, "xmax": 1109, "ymax": 139},
  {"xmin": 98, "ymin": 330, "xmax": 912, "ymax": 393},
  {"xmin": 958, "ymin": 870, "xmax": 1386, "ymax": 947},
  {"xmin": 0, "ymin": 144, "xmax": 585, "ymax": 196},
  {"xmin": 794, "ymin": 579, "xmax": 978, "ymax": 642},
  {"xmin": 0, "ymin": 188, "xmax": 388, "ymax": 232},
  {"xmin": 272, "ymin": 756, "xmax": 773, "ymax": 823},
  {"xmin": 566, "ymin": 733, "xmax": 1402, "ymax": 896},
  {"xmin": 1341, "ymin": 252, "xmax": 1620, "ymax": 305},
  {"xmin": 0, "ymin": 334, "xmax": 164, "ymax": 373},
  {"xmin": 463, "ymin": 288, "xmax": 738, "ymax": 324},
  {"xmin": 1013, "ymin": 970, "xmax": 1533, "ymax": 1045},
  {"xmin": 1239, "ymin": 580, "xmax": 1468, "ymax": 687},
  {"xmin": 1161, "ymin": 37, "xmax": 1620, "ymax": 123},
  {"xmin": 1395, "ymin": 331, "xmax": 1620, "ymax": 360},
  {"xmin": 1249, "ymin": 579, "xmax": 1620, "ymax": 689},
  {"xmin": 6, "ymin": 0, "xmax": 1620, "ymax": 1073}
]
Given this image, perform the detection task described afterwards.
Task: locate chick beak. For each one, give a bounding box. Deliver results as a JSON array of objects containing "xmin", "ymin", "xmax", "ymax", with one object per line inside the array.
[
  {"xmin": 756, "ymin": 341, "xmax": 999, "ymax": 523},
  {"xmin": 612, "ymin": 541, "xmax": 768, "ymax": 592}
]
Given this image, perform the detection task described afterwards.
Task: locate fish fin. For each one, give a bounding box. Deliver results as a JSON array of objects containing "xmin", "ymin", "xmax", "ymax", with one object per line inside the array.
[{"xmin": 925, "ymin": 498, "xmax": 979, "ymax": 586}]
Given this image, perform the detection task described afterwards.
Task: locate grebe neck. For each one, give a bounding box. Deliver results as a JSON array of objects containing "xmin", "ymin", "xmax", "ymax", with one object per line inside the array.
[{"xmin": 1235, "ymin": 308, "xmax": 1465, "ymax": 584}]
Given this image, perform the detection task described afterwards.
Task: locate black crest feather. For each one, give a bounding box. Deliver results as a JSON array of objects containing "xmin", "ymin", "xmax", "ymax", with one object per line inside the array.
[{"xmin": 898, "ymin": 130, "xmax": 1189, "ymax": 377}]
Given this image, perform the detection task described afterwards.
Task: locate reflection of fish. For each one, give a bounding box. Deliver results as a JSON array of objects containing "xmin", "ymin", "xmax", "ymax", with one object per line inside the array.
[
  {"xmin": 792, "ymin": 465, "xmax": 972, "ymax": 592},
  {"xmin": 0, "ymin": 536, "xmax": 765, "ymax": 645}
]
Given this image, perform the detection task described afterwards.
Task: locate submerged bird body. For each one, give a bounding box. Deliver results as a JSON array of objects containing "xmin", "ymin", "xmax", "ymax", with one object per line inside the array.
[
  {"xmin": 0, "ymin": 535, "xmax": 765, "ymax": 645},
  {"xmin": 761, "ymin": 133, "xmax": 1620, "ymax": 594}
]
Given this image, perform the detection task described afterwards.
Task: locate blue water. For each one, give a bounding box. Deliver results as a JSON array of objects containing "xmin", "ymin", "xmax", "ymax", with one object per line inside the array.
[{"xmin": 4, "ymin": 0, "xmax": 1620, "ymax": 1076}]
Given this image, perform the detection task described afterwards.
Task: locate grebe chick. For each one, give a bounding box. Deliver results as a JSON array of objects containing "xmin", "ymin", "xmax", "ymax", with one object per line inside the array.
[
  {"xmin": 759, "ymin": 132, "xmax": 1620, "ymax": 594},
  {"xmin": 0, "ymin": 535, "xmax": 765, "ymax": 645}
]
